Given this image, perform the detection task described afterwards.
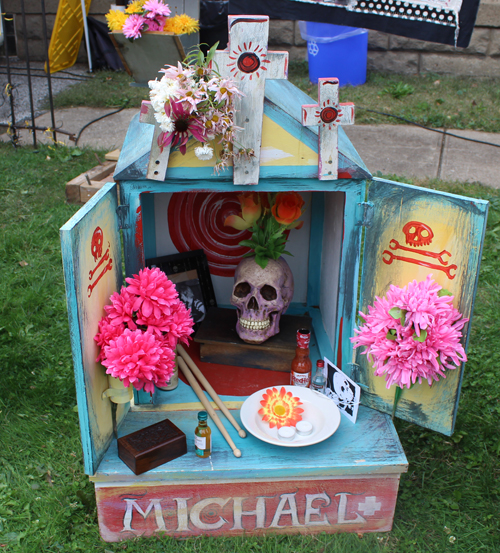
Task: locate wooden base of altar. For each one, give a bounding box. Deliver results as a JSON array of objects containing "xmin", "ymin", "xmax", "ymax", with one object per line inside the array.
[
  {"xmin": 91, "ymin": 391, "xmax": 407, "ymax": 541},
  {"xmin": 194, "ymin": 308, "xmax": 312, "ymax": 372}
]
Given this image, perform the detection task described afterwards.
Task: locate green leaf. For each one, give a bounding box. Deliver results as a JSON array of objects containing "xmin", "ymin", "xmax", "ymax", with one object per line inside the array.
[
  {"xmin": 238, "ymin": 240, "xmax": 258, "ymax": 249},
  {"xmin": 255, "ymin": 255, "xmax": 269, "ymax": 269},
  {"xmin": 413, "ymin": 329, "xmax": 428, "ymax": 342},
  {"xmin": 386, "ymin": 329, "xmax": 397, "ymax": 341},
  {"xmin": 389, "ymin": 307, "xmax": 404, "ymax": 320},
  {"xmin": 282, "ymin": 250, "xmax": 293, "ymax": 256},
  {"xmin": 438, "ymin": 289, "xmax": 453, "ymax": 297}
]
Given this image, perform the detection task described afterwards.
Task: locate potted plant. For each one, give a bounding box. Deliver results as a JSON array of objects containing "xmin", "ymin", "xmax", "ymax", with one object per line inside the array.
[{"xmin": 106, "ymin": 0, "xmax": 200, "ymax": 86}]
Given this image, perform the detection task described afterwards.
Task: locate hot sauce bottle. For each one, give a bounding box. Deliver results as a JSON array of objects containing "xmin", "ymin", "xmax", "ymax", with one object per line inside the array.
[
  {"xmin": 194, "ymin": 411, "xmax": 211, "ymax": 458},
  {"xmin": 290, "ymin": 328, "xmax": 312, "ymax": 387}
]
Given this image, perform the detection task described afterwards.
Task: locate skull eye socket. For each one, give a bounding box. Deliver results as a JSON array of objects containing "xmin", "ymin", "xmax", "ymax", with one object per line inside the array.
[
  {"xmin": 234, "ymin": 282, "xmax": 251, "ymax": 298},
  {"xmin": 260, "ymin": 285, "xmax": 277, "ymax": 301}
]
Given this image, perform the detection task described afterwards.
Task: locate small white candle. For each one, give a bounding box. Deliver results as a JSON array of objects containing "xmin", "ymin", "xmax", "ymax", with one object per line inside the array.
[
  {"xmin": 278, "ymin": 426, "xmax": 296, "ymax": 441},
  {"xmin": 296, "ymin": 421, "xmax": 313, "ymax": 436}
]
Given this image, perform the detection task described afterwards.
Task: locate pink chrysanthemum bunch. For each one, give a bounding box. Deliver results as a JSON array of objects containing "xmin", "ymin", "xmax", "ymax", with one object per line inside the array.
[
  {"xmin": 122, "ymin": 0, "xmax": 171, "ymax": 38},
  {"xmin": 351, "ymin": 275, "xmax": 468, "ymax": 390},
  {"xmin": 147, "ymin": 44, "xmax": 252, "ymax": 173},
  {"xmin": 95, "ymin": 267, "xmax": 194, "ymax": 394},
  {"xmin": 106, "ymin": 1, "xmax": 199, "ymax": 39}
]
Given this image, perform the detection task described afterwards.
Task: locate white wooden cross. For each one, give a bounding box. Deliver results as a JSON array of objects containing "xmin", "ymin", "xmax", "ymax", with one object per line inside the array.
[
  {"xmin": 139, "ymin": 101, "xmax": 171, "ymax": 181},
  {"xmin": 301, "ymin": 78, "xmax": 355, "ymax": 180},
  {"xmin": 211, "ymin": 15, "xmax": 288, "ymax": 185}
]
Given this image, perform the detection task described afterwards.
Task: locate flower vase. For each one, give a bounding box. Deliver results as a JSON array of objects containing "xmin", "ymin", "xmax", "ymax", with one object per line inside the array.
[
  {"xmin": 102, "ymin": 375, "xmax": 133, "ymax": 404},
  {"xmin": 156, "ymin": 347, "xmax": 179, "ymax": 391},
  {"xmin": 231, "ymin": 256, "xmax": 294, "ymax": 344},
  {"xmin": 109, "ymin": 31, "xmax": 199, "ymax": 87}
]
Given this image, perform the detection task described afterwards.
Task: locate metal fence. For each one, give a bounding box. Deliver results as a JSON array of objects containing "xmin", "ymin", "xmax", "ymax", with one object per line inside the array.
[
  {"xmin": 0, "ymin": 0, "xmax": 58, "ymax": 147},
  {"xmin": 0, "ymin": 0, "xmax": 96, "ymax": 148}
]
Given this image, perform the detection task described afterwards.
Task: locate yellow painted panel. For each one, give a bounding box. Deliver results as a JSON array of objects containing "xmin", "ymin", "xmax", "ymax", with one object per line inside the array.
[
  {"xmin": 358, "ymin": 181, "xmax": 487, "ymax": 434},
  {"xmin": 168, "ymin": 114, "xmax": 318, "ymax": 169}
]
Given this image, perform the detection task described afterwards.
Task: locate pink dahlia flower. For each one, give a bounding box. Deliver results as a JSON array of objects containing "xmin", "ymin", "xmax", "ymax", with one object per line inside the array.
[
  {"xmin": 136, "ymin": 299, "xmax": 194, "ymax": 346},
  {"xmin": 125, "ymin": 267, "xmax": 179, "ymax": 320},
  {"xmin": 104, "ymin": 288, "xmax": 137, "ymax": 330},
  {"xmin": 352, "ymin": 274, "xmax": 468, "ymax": 390},
  {"xmin": 94, "ymin": 316, "xmax": 126, "ymax": 362},
  {"xmin": 157, "ymin": 98, "xmax": 206, "ymax": 155},
  {"xmin": 123, "ymin": 14, "xmax": 146, "ymax": 39},
  {"xmin": 143, "ymin": 0, "xmax": 171, "ymax": 18},
  {"xmin": 102, "ymin": 329, "xmax": 176, "ymax": 394}
]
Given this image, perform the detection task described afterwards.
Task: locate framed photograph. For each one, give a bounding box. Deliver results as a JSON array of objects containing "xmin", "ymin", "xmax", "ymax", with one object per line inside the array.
[
  {"xmin": 146, "ymin": 250, "xmax": 217, "ymax": 327},
  {"xmin": 324, "ymin": 358, "xmax": 361, "ymax": 424}
]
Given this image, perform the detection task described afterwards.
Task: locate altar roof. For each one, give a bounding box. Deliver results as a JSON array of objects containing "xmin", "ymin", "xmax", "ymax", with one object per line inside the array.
[{"xmin": 114, "ymin": 79, "xmax": 371, "ymax": 182}]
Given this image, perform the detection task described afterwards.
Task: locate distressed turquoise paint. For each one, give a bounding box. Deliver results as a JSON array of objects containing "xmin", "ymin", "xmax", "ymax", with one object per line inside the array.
[
  {"xmin": 93, "ymin": 404, "xmax": 407, "ymax": 482},
  {"xmin": 114, "ymin": 114, "xmax": 153, "ymax": 181},
  {"xmin": 60, "ymin": 183, "xmax": 126, "ymax": 475},
  {"xmin": 309, "ymin": 307, "xmax": 335, "ymax": 362},
  {"xmin": 338, "ymin": 186, "xmax": 366, "ymax": 374},
  {"xmin": 140, "ymin": 192, "xmax": 156, "ymax": 261},
  {"xmin": 307, "ymin": 192, "xmax": 325, "ymax": 308}
]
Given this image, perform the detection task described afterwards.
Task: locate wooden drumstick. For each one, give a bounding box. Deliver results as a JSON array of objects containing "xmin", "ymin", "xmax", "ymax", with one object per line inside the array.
[
  {"xmin": 177, "ymin": 356, "xmax": 242, "ymax": 458},
  {"xmin": 178, "ymin": 344, "xmax": 247, "ymax": 438}
]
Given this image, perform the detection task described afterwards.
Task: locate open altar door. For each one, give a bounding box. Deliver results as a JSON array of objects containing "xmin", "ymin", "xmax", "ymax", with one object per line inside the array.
[
  {"xmin": 355, "ymin": 177, "xmax": 488, "ymax": 436},
  {"xmin": 60, "ymin": 182, "xmax": 127, "ymax": 475}
]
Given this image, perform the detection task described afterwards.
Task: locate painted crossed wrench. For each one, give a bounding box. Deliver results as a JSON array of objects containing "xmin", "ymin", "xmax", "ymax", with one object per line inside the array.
[
  {"xmin": 88, "ymin": 248, "xmax": 113, "ymax": 297},
  {"xmin": 382, "ymin": 250, "xmax": 457, "ymax": 279},
  {"xmin": 389, "ymin": 239, "xmax": 452, "ymax": 265}
]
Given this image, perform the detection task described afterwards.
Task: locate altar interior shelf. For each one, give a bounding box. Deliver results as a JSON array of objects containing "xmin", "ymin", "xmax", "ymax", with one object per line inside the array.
[{"xmin": 60, "ymin": 14, "xmax": 488, "ymax": 544}]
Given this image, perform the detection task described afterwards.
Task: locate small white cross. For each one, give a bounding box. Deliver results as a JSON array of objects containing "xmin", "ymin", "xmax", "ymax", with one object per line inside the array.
[
  {"xmin": 139, "ymin": 101, "xmax": 171, "ymax": 181},
  {"xmin": 212, "ymin": 15, "xmax": 288, "ymax": 185},
  {"xmin": 358, "ymin": 496, "xmax": 381, "ymax": 517},
  {"xmin": 301, "ymin": 78, "xmax": 354, "ymax": 180}
]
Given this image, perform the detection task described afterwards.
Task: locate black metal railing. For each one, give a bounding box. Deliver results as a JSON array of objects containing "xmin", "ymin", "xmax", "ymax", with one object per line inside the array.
[{"xmin": 1, "ymin": 0, "xmax": 59, "ymax": 147}]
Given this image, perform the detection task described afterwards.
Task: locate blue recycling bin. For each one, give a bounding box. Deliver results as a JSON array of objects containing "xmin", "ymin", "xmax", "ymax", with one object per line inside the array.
[{"xmin": 299, "ymin": 21, "xmax": 368, "ymax": 86}]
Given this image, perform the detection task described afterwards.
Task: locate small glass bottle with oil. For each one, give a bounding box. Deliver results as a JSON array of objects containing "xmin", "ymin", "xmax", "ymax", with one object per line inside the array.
[{"xmin": 194, "ymin": 411, "xmax": 211, "ymax": 458}]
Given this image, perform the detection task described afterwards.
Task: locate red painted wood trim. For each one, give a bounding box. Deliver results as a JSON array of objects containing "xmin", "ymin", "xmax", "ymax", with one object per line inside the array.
[{"xmin": 96, "ymin": 476, "xmax": 400, "ymax": 542}]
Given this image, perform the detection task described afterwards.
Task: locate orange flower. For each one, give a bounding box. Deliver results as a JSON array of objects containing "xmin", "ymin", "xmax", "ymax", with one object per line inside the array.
[
  {"xmin": 271, "ymin": 192, "xmax": 304, "ymax": 226},
  {"xmin": 258, "ymin": 387, "xmax": 304, "ymax": 429},
  {"xmin": 224, "ymin": 192, "xmax": 262, "ymax": 231}
]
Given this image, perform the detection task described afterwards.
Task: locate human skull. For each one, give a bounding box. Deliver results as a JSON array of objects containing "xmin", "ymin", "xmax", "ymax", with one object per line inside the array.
[
  {"xmin": 231, "ymin": 257, "xmax": 294, "ymax": 344},
  {"xmin": 402, "ymin": 221, "xmax": 434, "ymax": 247}
]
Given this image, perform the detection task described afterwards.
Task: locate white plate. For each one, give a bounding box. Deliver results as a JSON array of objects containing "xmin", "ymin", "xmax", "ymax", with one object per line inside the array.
[{"xmin": 240, "ymin": 385, "xmax": 341, "ymax": 447}]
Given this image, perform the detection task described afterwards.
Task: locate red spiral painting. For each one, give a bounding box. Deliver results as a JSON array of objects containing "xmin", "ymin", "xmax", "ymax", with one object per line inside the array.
[{"xmin": 168, "ymin": 192, "xmax": 253, "ymax": 277}]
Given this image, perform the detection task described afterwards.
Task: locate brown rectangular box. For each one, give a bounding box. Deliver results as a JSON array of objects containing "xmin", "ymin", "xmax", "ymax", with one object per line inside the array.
[
  {"xmin": 118, "ymin": 418, "xmax": 187, "ymax": 475},
  {"xmin": 194, "ymin": 307, "xmax": 312, "ymax": 372}
]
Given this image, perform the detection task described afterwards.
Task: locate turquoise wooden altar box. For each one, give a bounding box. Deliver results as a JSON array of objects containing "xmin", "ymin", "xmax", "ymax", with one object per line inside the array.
[{"xmin": 60, "ymin": 77, "xmax": 488, "ymax": 542}]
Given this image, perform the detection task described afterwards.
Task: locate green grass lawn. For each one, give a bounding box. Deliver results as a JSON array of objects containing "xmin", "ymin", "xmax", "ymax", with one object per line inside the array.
[
  {"xmin": 47, "ymin": 63, "xmax": 500, "ymax": 133},
  {"xmin": 0, "ymin": 142, "xmax": 499, "ymax": 552}
]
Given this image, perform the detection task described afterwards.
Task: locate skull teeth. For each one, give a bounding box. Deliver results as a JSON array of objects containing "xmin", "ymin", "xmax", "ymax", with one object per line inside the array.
[{"xmin": 239, "ymin": 317, "xmax": 271, "ymax": 331}]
